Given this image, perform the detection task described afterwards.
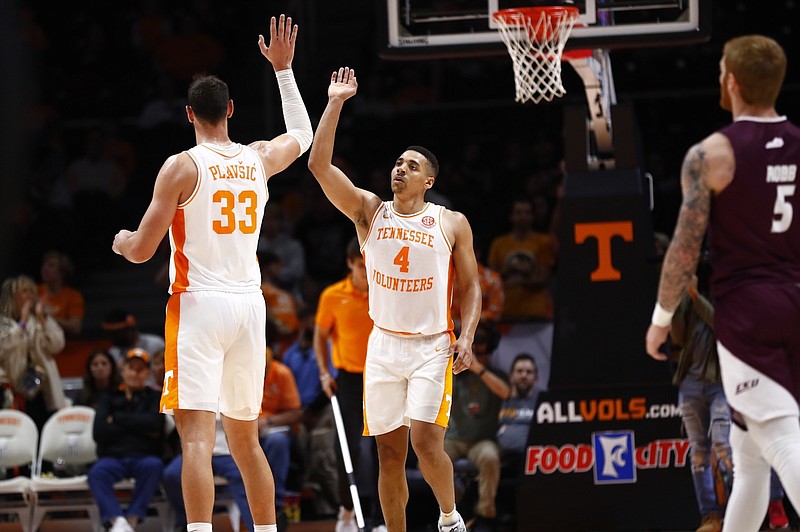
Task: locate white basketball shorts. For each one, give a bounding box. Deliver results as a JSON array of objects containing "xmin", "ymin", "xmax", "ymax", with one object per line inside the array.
[
  {"xmin": 363, "ymin": 327, "xmax": 454, "ymax": 436},
  {"xmin": 161, "ymin": 290, "xmax": 267, "ymax": 421}
]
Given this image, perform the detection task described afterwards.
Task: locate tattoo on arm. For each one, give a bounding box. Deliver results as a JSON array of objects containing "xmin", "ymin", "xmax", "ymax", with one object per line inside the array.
[{"xmin": 658, "ymin": 144, "xmax": 712, "ymax": 310}]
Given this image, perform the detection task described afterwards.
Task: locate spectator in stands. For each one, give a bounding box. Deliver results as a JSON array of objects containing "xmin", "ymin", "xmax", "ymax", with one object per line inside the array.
[
  {"xmin": 37, "ymin": 250, "xmax": 85, "ymax": 337},
  {"xmin": 76, "ymin": 349, "xmax": 122, "ymax": 409},
  {"xmin": 88, "ymin": 348, "xmax": 165, "ymax": 532},
  {"xmin": 282, "ymin": 308, "xmax": 339, "ymax": 515},
  {"xmin": 150, "ymin": 348, "xmax": 165, "ymax": 392},
  {"xmin": 259, "ymin": 251, "xmax": 299, "ymax": 356},
  {"xmin": 451, "ymin": 240, "xmax": 504, "ymax": 328},
  {"xmin": 444, "ymin": 321, "xmax": 510, "ymax": 532},
  {"xmin": 488, "ymin": 199, "xmax": 556, "ymax": 322},
  {"xmin": 64, "ymin": 128, "xmax": 127, "ymax": 251},
  {"xmin": 163, "ymin": 415, "xmax": 257, "ymax": 532},
  {"xmin": 315, "ymin": 237, "xmax": 385, "ymax": 532},
  {"xmin": 496, "ymin": 353, "xmax": 539, "ymax": 476},
  {"xmin": 666, "ymin": 275, "xmax": 730, "ymax": 532},
  {"xmin": 0, "ymin": 275, "xmax": 66, "ymax": 426},
  {"xmin": 259, "ymin": 347, "xmax": 303, "ymax": 530},
  {"xmin": 283, "ymin": 308, "xmax": 325, "ymax": 410},
  {"xmin": 101, "ymin": 309, "xmax": 165, "ymax": 368},
  {"xmin": 257, "ymin": 204, "xmax": 306, "ymax": 301},
  {"xmin": 768, "ymin": 472, "xmax": 790, "ymax": 530}
]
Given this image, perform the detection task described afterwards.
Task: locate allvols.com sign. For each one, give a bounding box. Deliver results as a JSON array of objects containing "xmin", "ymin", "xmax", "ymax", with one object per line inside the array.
[{"xmin": 517, "ymin": 386, "xmax": 696, "ymax": 530}]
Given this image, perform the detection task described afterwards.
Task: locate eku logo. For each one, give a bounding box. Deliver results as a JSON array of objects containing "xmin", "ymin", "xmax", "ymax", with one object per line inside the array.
[{"xmin": 592, "ymin": 431, "xmax": 636, "ymax": 484}]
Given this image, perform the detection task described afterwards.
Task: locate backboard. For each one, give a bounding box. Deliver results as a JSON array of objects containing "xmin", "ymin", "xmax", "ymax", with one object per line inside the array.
[{"xmin": 381, "ymin": 0, "xmax": 710, "ymax": 60}]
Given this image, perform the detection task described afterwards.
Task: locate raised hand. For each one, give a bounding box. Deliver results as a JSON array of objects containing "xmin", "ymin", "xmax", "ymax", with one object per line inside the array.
[
  {"xmin": 328, "ymin": 67, "xmax": 358, "ymax": 102},
  {"xmin": 258, "ymin": 14, "xmax": 298, "ymax": 71}
]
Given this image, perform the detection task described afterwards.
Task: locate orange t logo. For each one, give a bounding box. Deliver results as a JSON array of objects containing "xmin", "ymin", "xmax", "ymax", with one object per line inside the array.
[{"xmin": 574, "ymin": 221, "xmax": 634, "ymax": 281}]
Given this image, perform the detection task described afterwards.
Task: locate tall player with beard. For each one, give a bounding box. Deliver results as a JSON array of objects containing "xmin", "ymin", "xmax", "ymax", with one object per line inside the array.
[
  {"xmin": 112, "ymin": 15, "xmax": 312, "ymax": 532},
  {"xmin": 308, "ymin": 67, "xmax": 481, "ymax": 532},
  {"xmin": 646, "ymin": 35, "xmax": 800, "ymax": 532}
]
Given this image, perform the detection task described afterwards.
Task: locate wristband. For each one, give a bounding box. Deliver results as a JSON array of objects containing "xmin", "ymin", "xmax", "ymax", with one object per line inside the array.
[
  {"xmin": 651, "ymin": 302, "xmax": 675, "ymax": 327},
  {"xmin": 478, "ymin": 367, "xmax": 487, "ymax": 377}
]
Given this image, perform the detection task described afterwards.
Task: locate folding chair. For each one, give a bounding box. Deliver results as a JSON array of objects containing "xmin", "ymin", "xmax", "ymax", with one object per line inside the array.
[
  {"xmin": 30, "ymin": 405, "xmax": 102, "ymax": 532},
  {"xmin": 0, "ymin": 409, "xmax": 39, "ymax": 532},
  {"xmin": 212, "ymin": 475, "xmax": 242, "ymax": 532}
]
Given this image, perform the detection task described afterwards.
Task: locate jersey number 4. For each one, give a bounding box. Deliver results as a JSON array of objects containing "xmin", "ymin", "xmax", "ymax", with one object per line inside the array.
[
  {"xmin": 212, "ymin": 190, "xmax": 258, "ymax": 234},
  {"xmin": 393, "ymin": 246, "xmax": 410, "ymax": 272},
  {"xmin": 772, "ymin": 184, "xmax": 796, "ymax": 233}
]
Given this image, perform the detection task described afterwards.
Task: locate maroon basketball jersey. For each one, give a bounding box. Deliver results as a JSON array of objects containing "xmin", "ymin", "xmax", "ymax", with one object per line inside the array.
[{"xmin": 710, "ymin": 117, "xmax": 800, "ymax": 298}]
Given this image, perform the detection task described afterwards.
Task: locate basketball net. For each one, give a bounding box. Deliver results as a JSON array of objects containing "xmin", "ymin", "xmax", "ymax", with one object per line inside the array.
[
  {"xmin": 493, "ymin": 7, "xmax": 579, "ymax": 104},
  {"xmin": 494, "ymin": 6, "xmax": 617, "ymax": 163}
]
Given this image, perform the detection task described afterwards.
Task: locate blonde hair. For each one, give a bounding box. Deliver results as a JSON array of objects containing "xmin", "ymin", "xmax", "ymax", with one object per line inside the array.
[
  {"xmin": 0, "ymin": 275, "xmax": 38, "ymax": 319},
  {"xmin": 724, "ymin": 35, "xmax": 786, "ymax": 107}
]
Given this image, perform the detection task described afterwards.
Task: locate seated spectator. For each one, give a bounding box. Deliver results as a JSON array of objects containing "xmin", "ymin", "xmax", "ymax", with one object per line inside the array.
[
  {"xmin": 496, "ymin": 353, "xmax": 539, "ymax": 476},
  {"xmin": 282, "ymin": 309, "xmax": 339, "ymax": 515},
  {"xmin": 488, "ymin": 199, "xmax": 556, "ymax": 322},
  {"xmin": 0, "ymin": 275, "xmax": 66, "ymax": 427},
  {"xmin": 451, "ymin": 241, "xmax": 504, "ymax": 328},
  {"xmin": 37, "ymin": 250, "xmax": 85, "ymax": 337},
  {"xmin": 444, "ymin": 321, "xmax": 509, "ymax": 532},
  {"xmin": 163, "ymin": 415, "xmax": 256, "ymax": 532},
  {"xmin": 88, "ymin": 348, "xmax": 165, "ymax": 532},
  {"xmin": 149, "ymin": 348, "xmax": 165, "ymax": 392},
  {"xmin": 101, "ymin": 309, "xmax": 165, "ymax": 370},
  {"xmin": 259, "ymin": 347, "xmax": 303, "ymax": 530},
  {"xmin": 75, "ymin": 349, "xmax": 122, "ymax": 409},
  {"xmin": 258, "ymin": 251, "xmax": 299, "ymax": 356},
  {"xmin": 257, "ymin": 204, "xmax": 306, "ymax": 301}
]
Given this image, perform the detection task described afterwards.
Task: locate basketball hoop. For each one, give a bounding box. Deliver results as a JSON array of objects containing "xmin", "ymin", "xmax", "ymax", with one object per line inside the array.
[{"xmin": 492, "ymin": 5, "xmax": 580, "ymax": 104}]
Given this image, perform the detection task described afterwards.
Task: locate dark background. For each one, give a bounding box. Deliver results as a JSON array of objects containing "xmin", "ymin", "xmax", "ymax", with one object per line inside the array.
[{"xmin": 1, "ymin": 0, "xmax": 798, "ymax": 320}]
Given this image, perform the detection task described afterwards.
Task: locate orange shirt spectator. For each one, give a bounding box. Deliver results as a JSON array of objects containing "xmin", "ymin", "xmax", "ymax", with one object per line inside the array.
[
  {"xmin": 451, "ymin": 263, "xmax": 504, "ymax": 325},
  {"xmin": 488, "ymin": 200, "xmax": 556, "ymax": 321},
  {"xmin": 261, "ymin": 350, "xmax": 302, "ymax": 423},
  {"xmin": 315, "ymin": 275, "xmax": 372, "ymax": 374},
  {"xmin": 259, "ymin": 251, "xmax": 299, "ymax": 356},
  {"xmin": 37, "ymin": 250, "xmax": 85, "ymax": 337}
]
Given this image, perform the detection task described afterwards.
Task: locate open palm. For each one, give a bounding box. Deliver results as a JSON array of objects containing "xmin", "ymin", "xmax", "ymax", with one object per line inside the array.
[{"xmin": 328, "ymin": 67, "xmax": 358, "ymax": 101}]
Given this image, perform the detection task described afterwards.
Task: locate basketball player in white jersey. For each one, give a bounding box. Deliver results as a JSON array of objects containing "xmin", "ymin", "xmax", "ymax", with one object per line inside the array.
[
  {"xmin": 112, "ymin": 15, "xmax": 312, "ymax": 532},
  {"xmin": 308, "ymin": 67, "xmax": 481, "ymax": 532}
]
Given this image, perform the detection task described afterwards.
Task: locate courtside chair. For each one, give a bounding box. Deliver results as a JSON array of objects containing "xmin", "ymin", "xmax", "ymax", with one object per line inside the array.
[
  {"xmin": 0, "ymin": 409, "xmax": 39, "ymax": 532},
  {"xmin": 212, "ymin": 475, "xmax": 242, "ymax": 532},
  {"xmin": 30, "ymin": 405, "xmax": 103, "ymax": 532}
]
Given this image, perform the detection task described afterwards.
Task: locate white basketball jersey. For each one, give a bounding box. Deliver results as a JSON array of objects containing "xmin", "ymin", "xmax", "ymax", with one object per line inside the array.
[
  {"xmin": 168, "ymin": 143, "xmax": 268, "ymax": 294},
  {"xmin": 363, "ymin": 201, "xmax": 455, "ymax": 335}
]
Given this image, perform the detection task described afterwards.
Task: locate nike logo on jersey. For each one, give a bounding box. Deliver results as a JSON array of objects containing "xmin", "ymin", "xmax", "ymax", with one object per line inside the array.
[{"xmin": 765, "ymin": 137, "xmax": 785, "ymax": 149}]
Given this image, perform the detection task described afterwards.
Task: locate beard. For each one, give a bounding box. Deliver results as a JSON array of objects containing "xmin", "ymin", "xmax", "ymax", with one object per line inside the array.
[{"xmin": 720, "ymin": 73, "xmax": 732, "ymax": 111}]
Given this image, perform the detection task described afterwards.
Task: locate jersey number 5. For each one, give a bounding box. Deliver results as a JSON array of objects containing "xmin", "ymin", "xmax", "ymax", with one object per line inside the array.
[
  {"xmin": 213, "ymin": 190, "xmax": 258, "ymax": 235},
  {"xmin": 771, "ymin": 184, "xmax": 796, "ymax": 233}
]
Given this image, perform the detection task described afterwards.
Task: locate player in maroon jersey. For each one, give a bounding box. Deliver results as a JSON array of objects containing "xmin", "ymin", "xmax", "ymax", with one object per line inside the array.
[{"xmin": 646, "ymin": 35, "xmax": 800, "ymax": 531}]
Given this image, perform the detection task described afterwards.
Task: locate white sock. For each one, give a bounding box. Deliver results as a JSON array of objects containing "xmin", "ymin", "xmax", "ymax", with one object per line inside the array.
[
  {"xmin": 439, "ymin": 508, "xmax": 458, "ymax": 526},
  {"xmin": 253, "ymin": 525, "xmax": 277, "ymax": 532},
  {"xmin": 187, "ymin": 524, "xmax": 212, "ymax": 532}
]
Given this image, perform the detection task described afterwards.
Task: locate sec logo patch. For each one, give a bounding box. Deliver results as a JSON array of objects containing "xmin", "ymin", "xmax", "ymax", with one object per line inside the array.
[{"xmin": 421, "ymin": 215, "xmax": 435, "ymax": 228}]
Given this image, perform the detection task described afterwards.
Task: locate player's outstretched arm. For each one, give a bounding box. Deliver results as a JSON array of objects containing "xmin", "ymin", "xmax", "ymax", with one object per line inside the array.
[
  {"xmin": 308, "ymin": 67, "xmax": 381, "ymax": 235},
  {"xmin": 251, "ymin": 14, "xmax": 312, "ymax": 179},
  {"xmin": 112, "ymin": 153, "xmax": 194, "ymax": 264}
]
